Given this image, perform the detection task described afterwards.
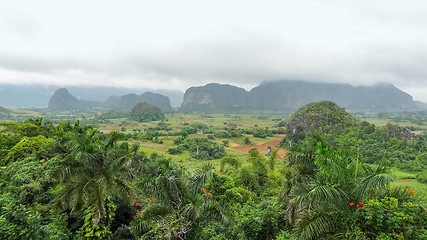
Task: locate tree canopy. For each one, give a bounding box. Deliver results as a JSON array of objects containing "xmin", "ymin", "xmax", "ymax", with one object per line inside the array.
[{"xmin": 130, "ymin": 102, "xmax": 164, "ymax": 122}]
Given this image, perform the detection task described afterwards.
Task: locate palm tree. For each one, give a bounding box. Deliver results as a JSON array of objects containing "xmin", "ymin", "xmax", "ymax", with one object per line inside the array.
[
  {"xmin": 283, "ymin": 142, "xmax": 393, "ymax": 239},
  {"xmin": 54, "ymin": 129, "xmax": 141, "ymax": 225},
  {"xmin": 131, "ymin": 162, "xmax": 227, "ymax": 239}
]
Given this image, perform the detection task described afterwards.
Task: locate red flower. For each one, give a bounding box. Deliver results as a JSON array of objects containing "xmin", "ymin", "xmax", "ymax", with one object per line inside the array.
[
  {"xmin": 359, "ymin": 202, "xmax": 365, "ymax": 206},
  {"xmin": 402, "ymin": 188, "xmax": 406, "ymax": 191},
  {"xmin": 150, "ymin": 197, "xmax": 154, "ymax": 200},
  {"xmin": 349, "ymin": 203, "xmax": 355, "ymax": 206},
  {"xmin": 136, "ymin": 211, "xmax": 140, "ymax": 215},
  {"xmin": 392, "ymin": 228, "xmax": 395, "ymax": 232},
  {"xmin": 136, "ymin": 196, "xmax": 139, "ymax": 199},
  {"xmin": 207, "ymin": 193, "xmax": 210, "ymax": 196},
  {"xmin": 209, "ymin": 190, "xmax": 212, "ymax": 193},
  {"xmin": 146, "ymin": 196, "xmax": 149, "ymax": 198},
  {"xmin": 136, "ymin": 203, "xmax": 140, "ymax": 206},
  {"xmin": 357, "ymin": 205, "xmax": 360, "ymax": 207}
]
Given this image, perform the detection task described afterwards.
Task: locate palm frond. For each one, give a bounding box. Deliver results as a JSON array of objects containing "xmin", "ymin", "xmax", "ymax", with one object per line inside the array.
[
  {"xmin": 294, "ymin": 209, "xmax": 335, "ymax": 240},
  {"xmin": 353, "ymin": 173, "xmax": 393, "ymax": 200}
]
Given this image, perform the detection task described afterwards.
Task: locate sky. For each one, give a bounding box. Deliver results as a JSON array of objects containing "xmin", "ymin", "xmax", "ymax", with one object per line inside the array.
[{"xmin": 0, "ymin": 0, "xmax": 427, "ymax": 101}]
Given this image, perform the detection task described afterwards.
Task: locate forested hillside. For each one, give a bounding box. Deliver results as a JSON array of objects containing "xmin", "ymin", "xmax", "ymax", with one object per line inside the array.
[
  {"xmin": 180, "ymin": 81, "xmax": 419, "ymax": 112},
  {"xmin": 47, "ymin": 88, "xmax": 173, "ymax": 111},
  {"xmin": 0, "ymin": 84, "xmax": 184, "ymax": 108}
]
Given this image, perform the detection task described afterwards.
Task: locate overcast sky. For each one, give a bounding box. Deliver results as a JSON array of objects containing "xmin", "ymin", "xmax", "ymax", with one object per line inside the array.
[{"xmin": 1, "ymin": 0, "xmax": 427, "ymax": 101}]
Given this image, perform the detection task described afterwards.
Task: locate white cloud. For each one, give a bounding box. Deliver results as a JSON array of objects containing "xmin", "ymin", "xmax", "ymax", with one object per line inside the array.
[{"xmin": 0, "ymin": 1, "xmax": 427, "ymax": 101}]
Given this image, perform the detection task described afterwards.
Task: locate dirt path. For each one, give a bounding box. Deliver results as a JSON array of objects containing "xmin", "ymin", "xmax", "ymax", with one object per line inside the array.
[{"xmin": 233, "ymin": 134, "xmax": 288, "ymax": 159}]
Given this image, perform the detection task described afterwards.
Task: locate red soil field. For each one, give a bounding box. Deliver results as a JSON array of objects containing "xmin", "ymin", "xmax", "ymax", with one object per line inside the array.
[{"xmin": 233, "ymin": 134, "xmax": 288, "ymax": 159}]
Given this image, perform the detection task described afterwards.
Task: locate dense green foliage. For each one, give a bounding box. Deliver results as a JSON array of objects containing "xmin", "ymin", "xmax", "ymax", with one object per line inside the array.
[
  {"xmin": 281, "ymin": 101, "xmax": 427, "ymax": 173},
  {"xmin": 282, "ymin": 101, "xmax": 356, "ymax": 147},
  {"xmin": 168, "ymin": 138, "xmax": 226, "ymax": 160},
  {"xmin": 1, "ymin": 104, "xmax": 426, "ymax": 239},
  {"xmin": 130, "ymin": 102, "xmax": 165, "ymax": 122}
]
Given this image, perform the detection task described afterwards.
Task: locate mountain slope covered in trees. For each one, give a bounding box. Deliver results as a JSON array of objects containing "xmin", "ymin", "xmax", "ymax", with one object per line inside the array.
[
  {"xmin": 180, "ymin": 83, "xmax": 248, "ymax": 112},
  {"xmin": 47, "ymin": 88, "xmax": 172, "ymax": 111},
  {"xmin": 181, "ymin": 81, "xmax": 418, "ymax": 112},
  {"xmin": 0, "ymin": 84, "xmax": 184, "ymax": 108}
]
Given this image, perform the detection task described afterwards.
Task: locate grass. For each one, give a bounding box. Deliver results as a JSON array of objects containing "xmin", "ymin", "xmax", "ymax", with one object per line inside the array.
[
  {"xmin": 389, "ymin": 168, "xmax": 426, "ymax": 203},
  {"xmin": 390, "ymin": 168, "xmax": 417, "ymax": 180},
  {"xmin": 391, "ymin": 180, "xmax": 427, "ymax": 203}
]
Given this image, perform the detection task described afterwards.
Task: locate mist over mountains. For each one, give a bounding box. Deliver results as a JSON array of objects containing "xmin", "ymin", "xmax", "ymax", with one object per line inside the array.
[
  {"xmin": 1, "ymin": 80, "xmax": 425, "ymax": 112},
  {"xmin": 0, "ymin": 84, "xmax": 184, "ymax": 108},
  {"xmin": 180, "ymin": 81, "xmax": 420, "ymax": 112},
  {"xmin": 48, "ymin": 88, "xmax": 173, "ymax": 111}
]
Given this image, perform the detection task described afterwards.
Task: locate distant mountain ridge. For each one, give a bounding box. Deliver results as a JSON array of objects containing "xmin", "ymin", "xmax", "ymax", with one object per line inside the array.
[
  {"xmin": 104, "ymin": 92, "xmax": 172, "ymax": 111},
  {"xmin": 1, "ymin": 81, "xmax": 424, "ymax": 111},
  {"xmin": 0, "ymin": 84, "xmax": 184, "ymax": 108},
  {"xmin": 181, "ymin": 80, "xmax": 418, "ymax": 111},
  {"xmin": 48, "ymin": 88, "xmax": 172, "ymax": 111},
  {"xmin": 248, "ymin": 81, "xmax": 416, "ymax": 110}
]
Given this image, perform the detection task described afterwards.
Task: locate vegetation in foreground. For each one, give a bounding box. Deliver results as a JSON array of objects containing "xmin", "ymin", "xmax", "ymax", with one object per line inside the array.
[{"xmin": 0, "ymin": 101, "xmax": 426, "ymax": 239}]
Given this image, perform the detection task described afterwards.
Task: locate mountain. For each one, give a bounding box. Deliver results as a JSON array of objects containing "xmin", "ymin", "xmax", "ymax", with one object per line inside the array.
[
  {"xmin": 248, "ymin": 81, "xmax": 416, "ymax": 111},
  {"xmin": 140, "ymin": 92, "xmax": 173, "ymax": 111},
  {"xmin": 180, "ymin": 81, "xmax": 417, "ymax": 112},
  {"xmin": 47, "ymin": 88, "xmax": 172, "ymax": 111},
  {"xmin": 180, "ymin": 83, "xmax": 248, "ymax": 112},
  {"xmin": 48, "ymin": 88, "xmax": 83, "ymax": 110},
  {"xmin": 106, "ymin": 92, "xmax": 172, "ymax": 111},
  {"xmin": 414, "ymin": 100, "xmax": 427, "ymax": 109},
  {"xmin": 0, "ymin": 106, "xmax": 11, "ymax": 113},
  {"xmin": 0, "ymin": 84, "xmax": 184, "ymax": 108}
]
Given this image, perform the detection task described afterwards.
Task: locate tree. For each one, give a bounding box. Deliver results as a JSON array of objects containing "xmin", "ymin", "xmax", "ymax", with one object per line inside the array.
[
  {"xmin": 53, "ymin": 129, "xmax": 142, "ymax": 230},
  {"xmin": 131, "ymin": 160, "xmax": 227, "ymax": 239},
  {"xmin": 283, "ymin": 143, "xmax": 394, "ymax": 239},
  {"xmin": 130, "ymin": 102, "xmax": 164, "ymax": 122}
]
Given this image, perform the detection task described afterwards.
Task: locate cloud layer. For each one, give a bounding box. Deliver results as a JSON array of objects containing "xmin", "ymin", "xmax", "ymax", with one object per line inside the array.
[{"xmin": 0, "ymin": 1, "xmax": 426, "ymax": 101}]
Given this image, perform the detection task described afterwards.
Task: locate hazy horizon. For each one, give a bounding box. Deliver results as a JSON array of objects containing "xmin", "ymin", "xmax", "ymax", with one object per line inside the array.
[{"xmin": 1, "ymin": 0, "xmax": 427, "ymax": 101}]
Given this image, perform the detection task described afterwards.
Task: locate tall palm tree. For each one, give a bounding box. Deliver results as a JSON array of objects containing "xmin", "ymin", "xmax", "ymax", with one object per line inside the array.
[
  {"xmin": 284, "ymin": 142, "xmax": 393, "ymax": 239},
  {"xmin": 131, "ymin": 162, "xmax": 227, "ymax": 239},
  {"xmin": 54, "ymin": 129, "xmax": 140, "ymax": 225}
]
